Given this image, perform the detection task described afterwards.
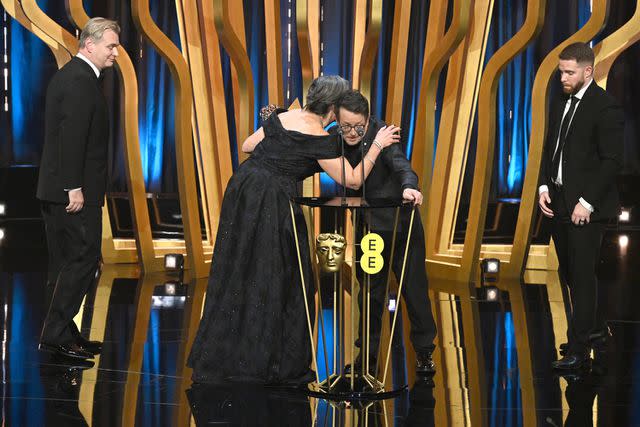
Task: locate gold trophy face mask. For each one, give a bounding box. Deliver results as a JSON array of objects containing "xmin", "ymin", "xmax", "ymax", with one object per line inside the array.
[{"xmin": 316, "ymin": 233, "xmax": 346, "ymax": 273}]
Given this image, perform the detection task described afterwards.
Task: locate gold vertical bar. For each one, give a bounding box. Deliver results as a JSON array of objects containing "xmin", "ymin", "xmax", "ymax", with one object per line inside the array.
[
  {"xmin": 176, "ymin": 0, "xmax": 224, "ymax": 249},
  {"xmin": 384, "ymin": 0, "xmax": 412, "ymax": 125},
  {"xmin": 264, "ymin": 0, "xmax": 285, "ymax": 106},
  {"xmin": 593, "ymin": 1, "xmax": 640, "ymax": 88},
  {"xmin": 197, "ymin": 0, "xmax": 234, "ymax": 191},
  {"xmin": 351, "ymin": 0, "xmax": 367, "ymax": 88},
  {"xmin": 132, "ymin": 0, "xmax": 208, "ymax": 277},
  {"xmin": 460, "ymin": 0, "xmax": 543, "ymax": 282},
  {"xmin": 356, "ymin": 0, "xmax": 383, "ymax": 102},
  {"xmin": 213, "ymin": 0, "xmax": 255, "ymax": 164},
  {"xmin": 2, "ymin": 0, "xmax": 70, "ymax": 67}
]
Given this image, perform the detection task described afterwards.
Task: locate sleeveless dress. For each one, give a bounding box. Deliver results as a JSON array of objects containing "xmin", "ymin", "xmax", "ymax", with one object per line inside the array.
[{"xmin": 187, "ymin": 110, "xmax": 339, "ymax": 385}]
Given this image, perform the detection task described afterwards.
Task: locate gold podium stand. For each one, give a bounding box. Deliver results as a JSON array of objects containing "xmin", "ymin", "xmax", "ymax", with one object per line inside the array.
[{"xmin": 290, "ymin": 196, "xmax": 417, "ymax": 401}]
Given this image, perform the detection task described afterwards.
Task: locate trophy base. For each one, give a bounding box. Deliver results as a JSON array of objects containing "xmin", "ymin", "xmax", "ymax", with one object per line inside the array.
[{"xmin": 305, "ymin": 373, "xmax": 407, "ymax": 402}]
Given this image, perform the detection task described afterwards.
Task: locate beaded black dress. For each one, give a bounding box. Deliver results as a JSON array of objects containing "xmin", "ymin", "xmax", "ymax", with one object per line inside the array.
[{"xmin": 187, "ymin": 110, "xmax": 339, "ymax": 385}]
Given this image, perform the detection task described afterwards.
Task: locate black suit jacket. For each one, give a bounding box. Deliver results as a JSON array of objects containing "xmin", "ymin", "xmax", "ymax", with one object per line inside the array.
[
  {"xmin": 331, "ymin": 117, "xmax": 419, "ymax": 230},
  {"xmin": 540, "ymin": 81, "xmax": 624, "ymax": 221},
  {"xmin": 37, "ymin": 57, "xmax": 109, "ymax": 206}
]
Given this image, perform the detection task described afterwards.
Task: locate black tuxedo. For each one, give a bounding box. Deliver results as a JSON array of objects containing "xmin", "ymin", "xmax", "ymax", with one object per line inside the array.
[
  {"xmin": 37, "ymin": 57, "xmax": 109, "ymax": 206},
  {"xmin": 37, "ymin": 56, "xmax": 109, "ymax": 346},
  {"xmin": 541, "ymin": 81, "xmax": 623, "ymax": 221},
  {"xmin": 331, "ymin": 117, "xmax": 436, "ymax": 357},
  {"xmin": 540, "ymin": 81, "xmax": 623, "ymax": 356}
]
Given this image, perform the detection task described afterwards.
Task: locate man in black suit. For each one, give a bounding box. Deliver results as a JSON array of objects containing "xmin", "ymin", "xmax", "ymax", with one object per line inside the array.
[
  {"xmin": 333, "ymin": 90, "xmax": 437, "ymax": 375},
  {"xmin": 538, "ymin": 42, "xmax": 623, "ymax": 370},
  {"xmin": 37, "ymin": 17, "xmax": 120, "ymax": 360}
]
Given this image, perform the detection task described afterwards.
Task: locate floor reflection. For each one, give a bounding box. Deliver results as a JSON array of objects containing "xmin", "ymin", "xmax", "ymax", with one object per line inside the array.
[{"xmin": 0, "ymin": 229, "xmax": 638, "ymax": 426}]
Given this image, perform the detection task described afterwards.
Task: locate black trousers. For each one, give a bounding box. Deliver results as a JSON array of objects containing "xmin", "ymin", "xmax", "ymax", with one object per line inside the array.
[
  {"xmin": 550, "ymin": 187, "xmax": 606, "ymax": 355},
  {"xmin": 40, "ymin": 202, "xmax": 102, "ymax": 345},
  {"xmin": 355, "ymin": 212, "xmax": 437, "ymax": 357}
]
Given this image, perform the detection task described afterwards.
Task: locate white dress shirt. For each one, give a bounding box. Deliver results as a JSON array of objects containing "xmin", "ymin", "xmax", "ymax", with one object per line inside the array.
[{"xmin": 539, "ymin": 78, "xmax": 594, "ymax": 212}]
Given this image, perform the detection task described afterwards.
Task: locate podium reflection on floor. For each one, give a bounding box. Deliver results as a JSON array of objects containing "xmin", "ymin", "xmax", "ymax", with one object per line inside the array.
[{"xmin": 0, "ymin": 228, "xmax": 638, "ymax": 426}]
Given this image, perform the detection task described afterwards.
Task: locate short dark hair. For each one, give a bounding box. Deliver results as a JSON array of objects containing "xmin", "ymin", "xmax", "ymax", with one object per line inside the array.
[
  {"xmin": 559, "ymin": 42, "xmax": 594, "ymax": 66},
  {"xmin": 336, "ymin": 90, "xmax": 369, "ymax": 119},
  {"xmin": 304, "ymin": 75, "xmax": 349, "ymax": 116}
]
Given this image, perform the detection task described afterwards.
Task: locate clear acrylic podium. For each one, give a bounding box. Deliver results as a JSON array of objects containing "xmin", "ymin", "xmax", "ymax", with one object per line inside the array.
[{"xmin": 289, "ymin": 196, "xmax": 417, "ymax": 401}]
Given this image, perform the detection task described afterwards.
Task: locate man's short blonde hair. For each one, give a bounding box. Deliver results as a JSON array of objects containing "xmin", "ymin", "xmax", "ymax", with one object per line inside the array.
[{"xmin": 79, "ymin": 17, "xmax": 120, "ymax": 48}]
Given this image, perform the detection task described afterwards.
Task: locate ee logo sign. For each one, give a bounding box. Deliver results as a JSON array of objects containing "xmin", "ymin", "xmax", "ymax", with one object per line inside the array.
[{"xmin": 360, "ymin": 233, "xmax": 384, "ymax": 274}]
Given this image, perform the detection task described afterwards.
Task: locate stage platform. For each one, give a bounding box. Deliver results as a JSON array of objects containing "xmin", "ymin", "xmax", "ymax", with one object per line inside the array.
[{"xmin": 0, "ymin": 221, "xmax": 638, "ymax": 426}]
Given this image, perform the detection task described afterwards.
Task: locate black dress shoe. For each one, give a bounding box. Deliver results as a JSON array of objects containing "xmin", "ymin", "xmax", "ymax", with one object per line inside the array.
[
  {"xmin": 416, "ymin": 352, "xmax": 436, "ymax": 375},
  {"xmin": 49, "ymin": 354, "xmax": 95, "ymax": 370},
  {"xmin": 552, "ymin": 353, "xmax": 590, "ymax": 370},
  {"xmin": 559, "ymin": 328, "xmax": 612, "ymax": 356},
  {"xmin": 75, "ymin": 336, "xmax": 102, "ymax": 355},
  {"xmin": 39, "ymin": 342, "xmax": 94, "ymax": 360}
]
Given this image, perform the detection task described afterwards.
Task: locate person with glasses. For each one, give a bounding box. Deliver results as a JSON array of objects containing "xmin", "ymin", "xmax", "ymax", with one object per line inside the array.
[{"xmin": 331, "ymin": 90, "xmax": 437, "ymax": 376}]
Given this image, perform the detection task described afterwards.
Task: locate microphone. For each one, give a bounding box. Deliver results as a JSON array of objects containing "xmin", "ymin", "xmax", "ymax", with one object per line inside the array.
[
  {"xmin": 359, "ymin": 128, "xmax": 367, "ymax": 206},
  {"xmin": 337, "ymin": 127, "xmax": 347, "ymax": 206}
]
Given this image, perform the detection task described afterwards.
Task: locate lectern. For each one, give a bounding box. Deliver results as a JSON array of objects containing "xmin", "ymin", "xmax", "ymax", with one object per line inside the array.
[{"xmin": 289, "ymin": 196, "xmax": 417, "ymax": 401}]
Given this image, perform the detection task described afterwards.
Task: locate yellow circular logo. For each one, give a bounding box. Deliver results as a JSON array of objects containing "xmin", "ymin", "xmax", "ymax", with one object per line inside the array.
[{"xmin": 360, "ymin": 233, "xmax": 384, "ymax": 274}]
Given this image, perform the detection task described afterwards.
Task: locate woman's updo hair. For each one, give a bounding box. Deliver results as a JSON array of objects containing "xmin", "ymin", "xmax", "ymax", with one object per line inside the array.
[{"xmin": 304, "ymin": 75, "xmax": 350, "ymax": 116}]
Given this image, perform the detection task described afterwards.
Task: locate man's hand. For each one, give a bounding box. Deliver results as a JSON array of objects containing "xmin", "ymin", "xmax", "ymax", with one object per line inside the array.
[
  {"xmin": 66, "ymin": 189, "xmax": 84, "ymax": 213},
  {"xmin": 571, "ymin": 202, "xmax": 591, "ymax": 226},
  {"xmin": 538, "ymin": 191, "xmax": 554, "ymax": 218},
  {"xmin": 403, "ymin": 188, "xmax": 423, "ymax": 206}
]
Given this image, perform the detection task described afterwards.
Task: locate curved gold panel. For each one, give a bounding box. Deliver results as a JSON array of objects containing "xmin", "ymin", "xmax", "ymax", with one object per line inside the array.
[
  {"xmin": 132, "ymin": 0, "xmax": 208, "ymax": 277},
  {"xmin": 351, "ymin": 0, "xmax": 367, "ymax": 87},
  {"xmin": 176, "ymin": 0, "xmax": 225, "ymax": 250},
  {"xmin": 410, "ymin": 0, "xmax": 470, "ymax": 236},
  {"xmin": 1, "ymin": 0, "xmax": 70, "ymax": 67},
  {"xmin": 296, "ymin": 0, "xmax": 313, "ymax": 103},
  {"xmin": 357, "ymin": 0, "xmax": 383, "ymax": 103},
  {"xmin": 20, "ymin": 0, "xmax": 77, "ymax": 54},
  {"xmin": 213, "ymin": 0, "xmax": 255, "ymax": 165},
  {"xmin": 385, "ymin": 0, "xmax": 412, "ymax": 124},
  {"xmin": 426, "ymin": 1, "xmax": 494, "ymax": 272},
  {"xmin": 264, "ymin": 0, "xmax": 284, "ymax": 106},
  {"xmin": 461, "ymin": 1, "xmax": 546, "ymax": 284},
  {"xmin": 64, "ymin": 0, "xmax": 162, "ymax": 272},
  {"xmin": 593, "ymin": 1, "xmax": 640, "ymax": 88},
  {"xmin": 509, "ymin": 0, "xmax": 609, "ymax": 279},
  {"xmin": 196, "ymin": 0, "xmax": 234, "ymax": 193}
]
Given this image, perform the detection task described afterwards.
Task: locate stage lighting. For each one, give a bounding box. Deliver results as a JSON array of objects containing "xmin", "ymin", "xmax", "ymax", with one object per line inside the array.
[
  {"xmin": 480, "ymin": 258, "xmax": 500, "ymax": 286},
  {"xmin": 164, "ymin": 253, "xmax": 184, "ymax": 271},
  {"xmin": 485, "ymin": 286, "xmax": 499, "ymax": 301},
  {"xmin": 388, "ymin": 295, "xmax": 397, "ymax": 312},
  {"xmin": 619, "ymin": 235, "xmax": 629, "ymax": 248},
  {"xmin": 0, "ymin": 229, "xmax": 4, "ymax": 241},
  {"xmin": 0, "ymin": 203, "xmax": 5, "ymax": 216},
  {"xmin": 165, "ymin": 281, "xmax": 177, "ymax": 295},
  {"xmin": 619, "ymin": 209, "xmax": 630, "ymax": 222},
  {"xmin": 482, "ymin": 258, "xmax": 500, "ymax": 274}
]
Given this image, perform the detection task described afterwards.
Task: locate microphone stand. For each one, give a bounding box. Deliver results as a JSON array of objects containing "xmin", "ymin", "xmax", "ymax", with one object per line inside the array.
[
  {"xmin": 358, "ymin": 128, "xmax": 367, "ymax": 206},
  {"xmin": 338, "ymin": 128, "xmax": 348, "ymax": 206}
]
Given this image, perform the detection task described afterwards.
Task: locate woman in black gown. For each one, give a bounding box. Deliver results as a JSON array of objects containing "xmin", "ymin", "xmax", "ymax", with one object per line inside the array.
[{"xmin": 187, "ymin": 76, "xmax": 401, "ymax": 385}]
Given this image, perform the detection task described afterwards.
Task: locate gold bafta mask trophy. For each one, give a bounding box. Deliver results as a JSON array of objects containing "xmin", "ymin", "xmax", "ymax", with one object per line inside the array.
[{"xmin": 315, "ymin": 233, "xmax": 346, "ymax": 273}]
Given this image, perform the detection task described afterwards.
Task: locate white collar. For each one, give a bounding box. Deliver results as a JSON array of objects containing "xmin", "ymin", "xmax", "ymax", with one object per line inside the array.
[
  {"xmin": 76, "ymin": 52, "xmax": 101, "ymax": 79},
  {"xmin": 573, "ymin": 78, "xmax": 593, "ymax": 100}
]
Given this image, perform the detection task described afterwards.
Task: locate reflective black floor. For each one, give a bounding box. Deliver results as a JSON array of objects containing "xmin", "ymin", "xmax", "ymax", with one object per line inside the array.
[{"xmin": 0, "ymin": 223, "xmax": 638, "ymax": 426}]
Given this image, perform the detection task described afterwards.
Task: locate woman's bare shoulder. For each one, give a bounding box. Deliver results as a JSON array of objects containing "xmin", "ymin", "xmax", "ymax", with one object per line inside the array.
[{"xmin": 278, "ymin": 110, "xmax": 329, "ymax": 136}]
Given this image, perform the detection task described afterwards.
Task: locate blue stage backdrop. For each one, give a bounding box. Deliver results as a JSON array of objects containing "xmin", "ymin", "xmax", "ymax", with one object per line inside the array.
[{"xmin": 1, "ymin": 0, "xmax": 638, "ymax": 196}]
